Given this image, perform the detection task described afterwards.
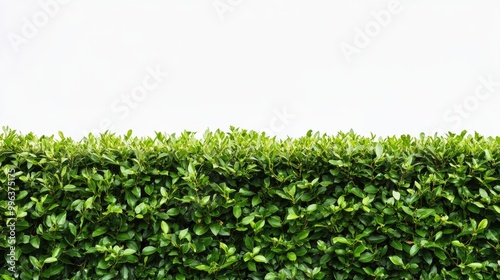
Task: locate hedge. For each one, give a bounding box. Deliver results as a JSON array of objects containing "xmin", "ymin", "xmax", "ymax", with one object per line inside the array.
[{"xmin": 1, "ymin": 127, "xmax": 499, "ymax": 279}]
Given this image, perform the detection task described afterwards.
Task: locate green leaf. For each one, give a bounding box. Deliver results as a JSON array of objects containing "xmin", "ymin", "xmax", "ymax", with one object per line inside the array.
[
  {"xmin": 142, "ymin": 246, "xmax": 157, "ymax": 256},
  {"xmin": 286, "ymin": 208, "xmax": 300, "ymax": 220},
  {"xmin": 254, "ymin": 219, "xmax": 265, "ymax": 232},
  {"xmin": 390, "ymin": 240, "xmax": 403, "ymax": 251},
  {"xmin": 161, "ymin": 221, "xmax": 169, "ymax": 234},
  {"xmin": 434, "ymin": 249, "xmax": 447, "ymax": 261},
  {"xmin": 267, "ymin": 216, "xmax": 281, "ymax": 228},
  {"xmin": 409, "ymin": 244, "xmax": 420, "ymax": 257},
  {"xmin": 121, "ymin": 249, "xmax": 136, "ymax": 256},
  {"xmin": 477, "ymin": 219, "xmax": 488, "ymax": 231},
  {"xmin": 415, "ymin": 208, "xmax": 435, "ymax": 219},
  {"xmin": 287, "ymin": 252, "xmax": 297, "ymax": 261},
  {"xmin": 466, "ymin": 262, "xmax": 483, "ymax": 269},
  {"xmin": 306, "ymin": 204, "xmax": 318, "ymax": 212},
  {"xmin": 252, "ymin": 196, "xmax": 261, "ymax": 206},
  {"xmin": 179, "ymin": 228, "xmax": 189, "ymax": 240},
  {"xmin": 194, "ymin": 224, "xmax": 208, "ymax": 236},
  {"xmin": 247, "ymin": 261, "xmax": 257, "ymax": 271},
  {"xmin": 244, "ymin": 236, "xmax": 254, "ymax": 251},
  {"xmin": 166, "ymin": 208, "xmax": 180, "ymax": 216},
  {"xmin": 92, "ymin": 227, "xmax": 107, "ymax": 237},
  {"xmin": 195, "ymin": 265, "xmax": 210, "ymax": 272},
  {"xmin": 353, "ymin": 245, "xmax": 367, "ymax": 257},
  {"xmin": 484, "ymin": 149, "xmax": 491, "ymax": 161},
  {"xmin": 131, "ymin": 186, "xmax": 141, "ymax": 198},
  {"xmin": 30, "ymin": 236, "xmax": 40, "ymax": 249},
  {"xmin": 332, "ymin": 237, "xmax": 351, "ymax": 245},
  {"xmin": 401, "ymin": 206, "xmax": 413, "ymax": 215},
  {"xmin": 253, "ymin": 255, "xmax": 267, "ymax": 263},
  {"xmin": 30, "ymin": 256, "xmax": 41, "ymax": 269},
  {"xmin": 479, "ymin": 188, "xmax": 488, "ymax": 198},
  {"xmin": 43, "ymin": 257, "xmax": 57, "ymax": 264},
  {"xmin": 389, "ymin": 255, "xmax": 404, "ymax": 266},
  {"xmin": 392, "ymin": 190, "xmax": 401, "ymax": 201},
  {"xmin": 451, "ymin": 240, "xmax": 464, "ymax": 247},
  {"xmin": 210, "ymin": 223, "xmax": 221, "ymax": 236},
  {"xmin": 375, "ymin": 143, "xmax": 383, "ymax": 158},
  {"xmin": 297, "ymin": 229, "xmax": 310, "ymax": 240},
  {"xmin": 358, "ymin": 252, "xmax": 374, "ymax": 263},
  {"xmin": 233, "ymin": 205, "xmax": 242, "ymax": 219},
  {"xmin": 116, "ymin": 231, "xmax": 134, "ymax": 241},
  {"xmin": 41, "ymin": 264, "xmax": 64, "ymax": 278},
  {"xmin": 134, "ymin": 203, "xmax": 147, "ymax": 214},
  {"xmin": 241, "ymin": 215, "xmax": 255, "ymax": 225},
  {"xmin": 145, "ymin": 184, "xmax": 154, "ymax": 195},
  {"xmin": 366, "ymin": 235, "xmax": 387, "ymax": 243},
  {"xmin": 63, "ymin": 184, "xmax": 78, "ymax": 192},
  {"xmin": 265, "ymin": 272, "xmax": 279, "ymax": 280}
]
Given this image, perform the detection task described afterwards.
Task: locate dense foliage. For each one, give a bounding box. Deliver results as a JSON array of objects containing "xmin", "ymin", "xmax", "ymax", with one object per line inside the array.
[{"xmin": 1, "ymin": 127, "xmax": 499, "ymax": 279}]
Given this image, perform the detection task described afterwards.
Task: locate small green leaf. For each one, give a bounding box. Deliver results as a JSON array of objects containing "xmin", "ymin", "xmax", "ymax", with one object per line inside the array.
[
  {"xmin": 389, "ymin": 255, "xmax": 404, "ymax": 266},
  {"xmin": 30, "ymin": 236, "xmax": 40, "ymax": 249},
  {"xmin": 332, "ymin": 237, "xmax": 351, "ymax": 245},
  {"xmin": 306, "ymin": 204, "xmax": 318, "ymax": 212},
  {"xmin": 477, "ymin": 219, "xmax": 488, "ymax": 231},
  {"xmin": 358, "ymin": 252, "xmax": 374, "ymax": 263},
  {"xmin": 375, "ymin": 143, "xmax": 383, "ymax": 158},
  {"xmin": 131, "ymin": 186, "xmax": 141, "ymax": 198},
  {"xmin": 241, "ymin": 215, "xmax": 255, "ymax": 225},
  {"xmin": 390, "ymin": 240, "xmax": 403, "ymax": 251},
  {"xmin": 479, "ymin": 188, "xmax": 488, "ymax": 198},
  {"xmin": 194, "ymin": 224, "xmax": 208, "ymax": 236},
  {"xmin": 392, "ymin": 191, "xmax": 401, "ymax": 201},
  {"xmin": 434, "ymin": 231, "xmax": 443, "ymax": 241},
  {"xmin": 401, "ymin": 206, "xmax": 413, "ymax": 215},
  {"xmin": 286, "ymin": 208, "xmax": 300, "ymax": 220},
  {"xmin": 63, "ymin": 184, "xmax": 78, "ymax": 192},
  {"xmin": 297, "ymin": 230, "xmax": 310, "ymax": 240},
  {"xmin": 30, "ymin": 256, "xmax": 41, "ymax": 269},
  {"xmin": 92, "ymin": 227, "xmax": 107, "ymax": 237},
  {"xmin": 161, "ymin": 221, "xmax": 169, "ymax": 234},
  {"xmin": 484, "ymin": 149, "xmax": 491, "ymax": 161},
  {"xmin": 244, "ymin": 236, "xmax": 254, "ymax": 251},
  {"xmin": 166, "ymin": 208, "xmax": 180, "ymax": 216},
  {"xmin": 252, "ymin": 196, "xmax": 261, "ymax": 206},
  {"xmin": 353, "ymin": 245, "xmax": 367, "ymax": 257},
  {"xmin": 142, "ymin": 246, "xmax": 157, "ymax": 256},
  {"xmin": 267, "ymin": 216, "xmax": 281, "ymax": 228},
  {"xmin": 210, "ymin": 223, "xmax": 221, "ymax": 236},
  {"xmin": 467, "ymin": 262, "xmax": 483, "ymax": 269},
  {"xmin": 415, "ymin": 208, "xmax": 435, "ymax": 219},
  {"xmin": 233, "ymin": 205, "xmax": 242, "ymax": 219},
  {"xmin": 122, "ymin": 249, "xmax": 136, "ymax": 256},
  {"xmin": 195, "ymin": 265, "xmax": 210, "ymax": 272},
  {"xmin": 179, "ymin": 228, "xmax": 189, "ymax": 240},
  {"xmin": 409, "ymin": 244, "xmax": 419, "ymax": 257},
  {"xmin": 254, "ymin": 255, "xmax": 267, "ymax": 263},
  {"xmin": 44, "ymin": 257, "xmax": 57, "ymax": 264},
  {"xmin": 247, "ymin": 261, "xmax": 257, "ymax": 271},
  {"xmin": 287, "ymin": 252, "xmax": 297, "ymax": 261},
  {"xmin": 362, "ymin": 197, "xmax": 370, "ymax": 206},
  {"xmin": 434, "ymin": 249, "xmax": 447, "ymax": 261}
]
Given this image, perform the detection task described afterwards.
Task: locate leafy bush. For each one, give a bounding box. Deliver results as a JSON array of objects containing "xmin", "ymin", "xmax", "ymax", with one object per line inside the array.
[{"xmin": 1, "ymin": 127, "xmax": 499, "ymax": 279}]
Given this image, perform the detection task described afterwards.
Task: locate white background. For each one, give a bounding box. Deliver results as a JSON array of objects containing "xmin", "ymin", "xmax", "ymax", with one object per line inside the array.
[{"xmin": 1, "ymin": 0, "xmax": 500, "ymax": 139}]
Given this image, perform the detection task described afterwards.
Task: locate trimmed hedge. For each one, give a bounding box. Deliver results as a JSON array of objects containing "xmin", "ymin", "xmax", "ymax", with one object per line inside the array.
[{"xmin": 1, "ymin": 127, "xmax": 500, "ymax": 279}]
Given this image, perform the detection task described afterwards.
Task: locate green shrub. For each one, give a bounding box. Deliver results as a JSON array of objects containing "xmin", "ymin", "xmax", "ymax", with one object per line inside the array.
[{"xmin": 1, "ymin": 127, "xmax": 499, "ymax": 279}]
